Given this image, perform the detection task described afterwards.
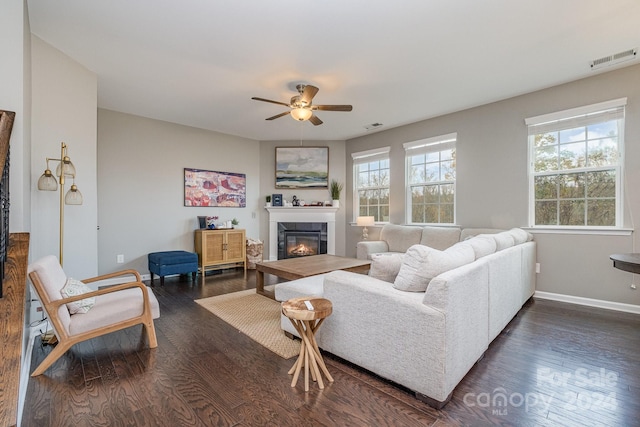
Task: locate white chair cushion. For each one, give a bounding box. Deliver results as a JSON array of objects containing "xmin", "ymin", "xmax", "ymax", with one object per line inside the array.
[{"xmin": 68, "ymin": 286, "xmax": 159, "ymax": 336}]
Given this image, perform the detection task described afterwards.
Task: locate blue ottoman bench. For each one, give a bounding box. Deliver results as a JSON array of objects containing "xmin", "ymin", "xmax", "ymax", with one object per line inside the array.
[{"xmin": 148, "ymin": 250, "xmax": 198, "ymax": 286}]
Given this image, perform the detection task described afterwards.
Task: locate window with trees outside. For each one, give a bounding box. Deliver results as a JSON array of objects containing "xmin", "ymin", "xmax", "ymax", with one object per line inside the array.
[
  {"xmin": 526, "ymin": 99, "xmax": 625, "ymax": 227},
  {"xmin": 404, "ymin": 133, "xmax": 456, "ymax": 224},
  {"xmin": 352, "ymin": 147, "xmax": 390, "ymax": 222}
]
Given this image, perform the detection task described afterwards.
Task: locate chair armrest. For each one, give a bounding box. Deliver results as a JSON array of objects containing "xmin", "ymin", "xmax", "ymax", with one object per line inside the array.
[
  {"xmin": 49, "ymin": 281, "xmax": 149, "ymax": 310},
  {"xmin": 82, "ymin": 269, "xmax": 142, "ymax": 284},
  {"xmin": 356, "ymin": 240, "xmax": 389, "ymax": 260}
]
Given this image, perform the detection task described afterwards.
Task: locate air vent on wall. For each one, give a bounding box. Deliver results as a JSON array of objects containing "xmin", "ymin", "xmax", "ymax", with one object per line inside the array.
[
  {"xmin": 590, "ymin": 48, "xmax": 637, "ymax": 70},
  {"xmin": 364, "ymin": 122, "xmax": 383, "ymax": 131}
]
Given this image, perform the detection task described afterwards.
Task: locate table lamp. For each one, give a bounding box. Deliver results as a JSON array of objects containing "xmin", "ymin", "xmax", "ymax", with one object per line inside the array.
[{"xmin": 356, "ymin": 216, "xmax": 375, "ymax": 240}]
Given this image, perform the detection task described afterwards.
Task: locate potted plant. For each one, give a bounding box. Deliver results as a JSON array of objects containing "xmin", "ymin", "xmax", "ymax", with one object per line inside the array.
[
  {"xmin": 265, "ymin": 195, "xmax": 271, "ymax": 207},
  {"xmin": 231, "ymin": 218, "xmax": 239, "ymax": 228},
  {"xmin": 330, "ymin": 179, "xmax": 343, "ymax": 208}
]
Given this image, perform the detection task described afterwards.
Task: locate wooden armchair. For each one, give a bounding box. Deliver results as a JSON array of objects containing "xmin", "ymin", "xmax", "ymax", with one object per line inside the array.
[{"xmin": 28, "ymin": 255, "xmax": 160, "ymax": 376}]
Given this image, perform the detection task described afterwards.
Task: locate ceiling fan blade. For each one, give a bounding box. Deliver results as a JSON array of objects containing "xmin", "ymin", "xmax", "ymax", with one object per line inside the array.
[
  {"xmin": 266, "ymin": 111, "xmax": 291, "ymax": 121},
  {"xmin": 314, "ymin": 104, "xmax": 353, "ymax": 112},
  {"xmin": 300, "ymin": 85, "xmax": 319, "ymax": 106},
  {"xmin": 252, "ymin": 97, "xmax": 290, "ymax": 107},
  {"xmin": 309, "ymin": 114, "xmax": 323, "ymax": 126}
]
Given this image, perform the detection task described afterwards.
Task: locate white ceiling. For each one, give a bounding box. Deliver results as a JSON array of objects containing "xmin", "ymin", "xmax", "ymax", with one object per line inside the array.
[{"xmin": 27, "ymin": 0, "xmax": 640, "ymax": 142}]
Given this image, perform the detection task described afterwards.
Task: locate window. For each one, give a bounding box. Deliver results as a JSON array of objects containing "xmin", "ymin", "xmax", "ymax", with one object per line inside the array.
[
  {"xmin": 526, "ymin": 99, "xmax": 625, "ymax": 227},
  {"xmin": 404, "ymin": 133, "xmax": 456, "ymax": 224},
  {"xmin": 352, "ymin": 147, "xmax": 390, "ymax": 222}
]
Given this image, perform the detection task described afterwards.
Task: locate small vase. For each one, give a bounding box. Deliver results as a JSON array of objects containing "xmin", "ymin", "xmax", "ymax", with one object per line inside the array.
[
  {"xmin": 332, "ymin": 200, "xmax": 340, "ymax": 208},
  {"xmin": 266, "ymin": 202, "xmax": 271, "ymax": 207}
]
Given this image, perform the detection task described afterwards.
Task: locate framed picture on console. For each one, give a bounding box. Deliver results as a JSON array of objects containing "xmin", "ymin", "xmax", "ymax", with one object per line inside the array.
[{"xmin": 275, "ymin": 146, "xmax": 329, "ymax": 189}]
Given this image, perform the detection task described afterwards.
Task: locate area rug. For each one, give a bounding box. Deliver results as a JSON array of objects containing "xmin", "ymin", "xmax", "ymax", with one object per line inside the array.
[{"xmin": 195, "ymin": 288, "xmax": 299, "ymax": 359}]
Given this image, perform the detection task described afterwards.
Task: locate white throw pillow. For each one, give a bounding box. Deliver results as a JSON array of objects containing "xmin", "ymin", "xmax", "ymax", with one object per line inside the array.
[
  {"xmin": 60, "ymin": 278, "xmax": 95, "ymax": 314},
  {"xmin": 393, "ymin": 243, "xmax": 475, "ymax": 292},
  {"xmin": 368, "ymin": 253, "xmax": 404, "ymax": 283}
]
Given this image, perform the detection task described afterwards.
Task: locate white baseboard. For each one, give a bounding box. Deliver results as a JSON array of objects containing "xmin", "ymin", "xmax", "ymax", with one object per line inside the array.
[
  {"xmin": 94, "ymin": 273, "xmax": 152, "ymax": 287},
  {"xmin": 534, "ymin": 291, "xmax": 640, "ymax": 315}
]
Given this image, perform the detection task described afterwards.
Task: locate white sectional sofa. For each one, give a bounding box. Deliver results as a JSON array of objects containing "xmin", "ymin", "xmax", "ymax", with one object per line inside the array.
[{"xmin": 275, "ymin": 225, "xmax": 536, "ymax": 407}]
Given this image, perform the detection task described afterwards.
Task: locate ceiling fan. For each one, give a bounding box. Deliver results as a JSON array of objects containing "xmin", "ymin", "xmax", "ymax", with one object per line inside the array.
[{"xmin": 251, "ymin": 84, "xmax": 352, "ymax": 126}]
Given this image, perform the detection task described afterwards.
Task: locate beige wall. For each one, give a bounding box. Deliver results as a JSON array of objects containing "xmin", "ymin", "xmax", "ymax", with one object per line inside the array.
[
  {"xmin": 31, "ymin": 36, "xmax": 98, "ymax": 280},
  {"xmin": 97, "ymin": 109, "xmax": 261, "ymax": 274},
  {"xmin": 346, "ymin": 63, "xmax": 640, "ymax": 306}
]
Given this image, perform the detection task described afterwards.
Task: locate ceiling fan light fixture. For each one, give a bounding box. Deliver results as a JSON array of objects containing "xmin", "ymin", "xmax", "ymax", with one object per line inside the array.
[{"xmin": 290, "ymin": 108, "xmax": 313, "ymax": 121}]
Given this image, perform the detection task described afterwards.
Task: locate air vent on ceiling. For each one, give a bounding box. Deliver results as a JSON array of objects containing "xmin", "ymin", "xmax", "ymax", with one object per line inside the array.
[
  {"xmin": 364, "ymin": 122, "xmax": 383, "ymax": 131},
  {"xmin": 590, "ymin": 48, "xmax": 637, "ymax": 70}
]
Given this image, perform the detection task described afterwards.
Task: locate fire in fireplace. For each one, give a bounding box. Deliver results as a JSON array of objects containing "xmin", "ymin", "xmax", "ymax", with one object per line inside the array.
[{"xmin": 278, "ymin": 222, "xmax": 327, "ymax": 259}]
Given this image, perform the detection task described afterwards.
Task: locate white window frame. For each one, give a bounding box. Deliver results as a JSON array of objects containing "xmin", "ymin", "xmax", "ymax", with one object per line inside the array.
[
  {"xmin": 352, "ymin": 146, "xmax": 391, "ymax": 223},
  {"xmin": 525, "ymin": 98, "xmax": 626, "ymax": 229},
  {"xmin": 404, "ymin": 133, "xmax": 457, "ymax": 225}
]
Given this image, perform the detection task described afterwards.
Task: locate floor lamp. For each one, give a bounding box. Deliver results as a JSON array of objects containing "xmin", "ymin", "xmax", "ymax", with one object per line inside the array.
[
  {"xmin": 356, "ymin": 216, "xmax": 375, "ymax": 240},
  {"xmin": 37, "ymin": 142, "xmax": 83, "ymax": 266}
]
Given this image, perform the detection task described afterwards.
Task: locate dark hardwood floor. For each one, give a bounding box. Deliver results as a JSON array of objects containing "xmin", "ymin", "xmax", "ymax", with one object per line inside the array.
[{"xmin": 23, "ymin": 270, "xmax": 640, "ymax": 426}]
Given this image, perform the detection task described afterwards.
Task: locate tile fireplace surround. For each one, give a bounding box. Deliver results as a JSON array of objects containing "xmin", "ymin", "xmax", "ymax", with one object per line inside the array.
[{"xmin": 266, "ymin": 207, "xmax": 338, "ymax": 261}]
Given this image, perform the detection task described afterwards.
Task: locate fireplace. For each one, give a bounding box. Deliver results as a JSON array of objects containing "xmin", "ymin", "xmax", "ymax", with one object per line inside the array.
[{"xmin": 278, "ymin": 222, "xmax": 327, "ymax": 259}]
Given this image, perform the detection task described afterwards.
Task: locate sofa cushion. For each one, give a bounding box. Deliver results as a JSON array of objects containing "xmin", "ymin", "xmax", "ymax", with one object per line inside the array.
[
  {"xmin": 60, "ymin": 278, "xmax": 95, "ymax": 314},
  {"xmin": 368, "ymin": 253, "xmax": 404, "ymax": 283},
  {"xmin": 380, "ymin": 224, "xmax": 423, "ymax": 253},
  {"xmin": 419, "ymin": 226, "xmax": 461, "ymax": 250},
  {"xmin": 493, "ymin": 231, "xmax": 516, "ymax": 250},
  {"xmin": 460, "ymin": 228, "xmax": 503, "ymax": 241},
  {"xmin": 508, "ymin": 227, "xmax": 532, "ymax": 245},
  {"xmin": 393, "ymin": 242, "xmax": 475, "ymax": 292},
  {"xmin": 466, "ymin": 235, "xmax": 497, "ymax": 259}
]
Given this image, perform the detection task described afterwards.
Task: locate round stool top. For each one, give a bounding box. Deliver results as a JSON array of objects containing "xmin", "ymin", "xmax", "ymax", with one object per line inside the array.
[{"xmin": 282, "ymin": 297, "xmax": 332, "ymax": 321}]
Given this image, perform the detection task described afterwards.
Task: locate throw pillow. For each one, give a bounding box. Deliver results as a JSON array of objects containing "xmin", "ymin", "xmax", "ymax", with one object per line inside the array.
[
  {"xmin": 393, "ymin": 243, "xmax": 475, "ymax": 292},
  {"xmin": 60, "ymin": 278, "xmax": 95, "ymax": 314},
  {"xmin": 368, "ymin": 253, "xmax": 404, "ymax": 283}
]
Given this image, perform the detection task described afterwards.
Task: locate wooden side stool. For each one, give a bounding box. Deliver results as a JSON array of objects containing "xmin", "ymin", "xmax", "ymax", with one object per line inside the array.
[{"xmin": 281, "ymin": 297, "xmax": 334, "ymax": 392}]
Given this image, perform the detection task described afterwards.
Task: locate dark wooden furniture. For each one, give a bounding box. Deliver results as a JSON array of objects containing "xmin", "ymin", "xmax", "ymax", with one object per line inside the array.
[
  {"xmin": 255, "ymin": 254, "xmax": 371, "ymax": 299},
  {"xmin": 610, "ymin": 253, "xmax": 640, "ymax": 274},
  {"xmin": 281, "ymin": 297, "xmax": 334, "ymax": 391}
]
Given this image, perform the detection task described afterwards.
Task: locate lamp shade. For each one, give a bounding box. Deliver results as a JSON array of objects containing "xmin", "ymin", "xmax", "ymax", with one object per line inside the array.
[
  {"xmin": 356, "ymin": 216, "xmax": 375, "ymax": 226},
  {"xmin": 56, "ymin": 157, "xmax": 76, "ymax": 177},
  {"xmin": 65, "ymin": 184, "xmax": 83, "ymax": 205},
  {"xmin": 37, "ymin": 169, "xmax": 58, "ymax": 191},
  {"xmin": 290, "ymin": 108, "xmax": 313, "ymax": 121}
]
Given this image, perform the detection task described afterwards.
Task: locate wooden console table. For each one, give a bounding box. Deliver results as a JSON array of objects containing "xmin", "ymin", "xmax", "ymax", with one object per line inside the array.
[
  {"xmin": 194, "ymin": 228, "xmax": 246, "ymax": 276},
  {"xmin": 610, "ymin": 253, "xmax": 640, "ymax": 274}
]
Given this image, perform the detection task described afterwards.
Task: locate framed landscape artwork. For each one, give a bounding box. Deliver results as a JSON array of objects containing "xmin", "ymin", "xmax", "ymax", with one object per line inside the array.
[
  {"xmin": 275, "ymin": 146, "xmax": 329, "ymax": 189},
  {"xmin": 184, "ymin": 168, "xmax": 246, "ymax": 207}
]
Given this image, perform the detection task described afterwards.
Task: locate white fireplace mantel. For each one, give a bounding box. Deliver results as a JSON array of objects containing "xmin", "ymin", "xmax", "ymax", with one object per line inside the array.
[{"xmin": 266, "ymin": 206, "xmax": 338, "ymax": 261}]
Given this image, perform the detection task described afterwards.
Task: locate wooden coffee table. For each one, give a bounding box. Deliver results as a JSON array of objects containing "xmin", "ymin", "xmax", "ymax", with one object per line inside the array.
[{"xmin": 255, "ymin": 254, "xmax": 371, "ymax": 299}]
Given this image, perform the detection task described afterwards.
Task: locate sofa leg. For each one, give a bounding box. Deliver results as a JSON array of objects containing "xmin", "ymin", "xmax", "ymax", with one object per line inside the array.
[
  {"xmin": 284, "ymin": 331, "xmax": 296, "ymax": 340},
  {"xmin": 415, "ymin": 390, "xmax": 453, "ymax": 409}
]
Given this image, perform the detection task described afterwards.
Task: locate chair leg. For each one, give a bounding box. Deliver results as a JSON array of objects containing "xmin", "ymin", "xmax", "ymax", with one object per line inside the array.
[
  {"xmin": 150, "ymin": 272, "xmax": 155, "ymax": 286},
  {"xmin": 192, "ymin": 271, "xmax": 196, "ymax": 282},
  {"xmin": 145, "ymin": 321, "xmax": 158, "ymax": 348},
  {"xmin": 31, "ymin": 341, "xmax": 74, "ymax": 376},
  {"xmin": 160, "ymin": 276, "xmax": 164, "ymax": 286}
]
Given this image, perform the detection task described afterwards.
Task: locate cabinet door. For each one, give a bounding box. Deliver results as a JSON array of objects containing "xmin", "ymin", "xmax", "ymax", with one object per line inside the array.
[
  {"xmin": 203, "ymin": 232, "xmax": 225, "ymax": 264},
  {"xmin": 225, "ymin": 230, "xmax": 245, "ymax": 262}
]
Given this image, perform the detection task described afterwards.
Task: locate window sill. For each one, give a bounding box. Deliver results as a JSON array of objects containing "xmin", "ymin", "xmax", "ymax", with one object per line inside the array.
[{"xmin": 524, "ymin": 227, "xmax": 633, "ymax": 236}]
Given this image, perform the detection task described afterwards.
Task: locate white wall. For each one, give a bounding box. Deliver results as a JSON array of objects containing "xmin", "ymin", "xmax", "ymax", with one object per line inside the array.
[
  {"xmin": 31, "ymin": 36, "xmax": 98, "ymax": 280},
  {"xmin": 97, "ymin": 109, "xmax": 260, "ymax": 274},
  {"xmin": 258, "ymin": 140, "xmax": 347, "ymax": 259},
  {"xmin": 346, "ymin": 63, "xmax": 640, "ymax": 306},
  {"xmin": 1, "ymin": 0, "xmax": 31, "ymax": 234}
]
